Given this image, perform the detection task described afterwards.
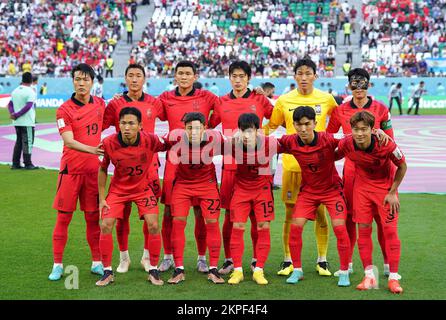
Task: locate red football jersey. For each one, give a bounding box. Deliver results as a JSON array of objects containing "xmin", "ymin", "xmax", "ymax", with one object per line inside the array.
[
  {"xmin": 100, "ymin": 131, "xmax": 166, "ymax": 195},
  {"xmin": 56, "ymin": 94, "xmax": 105, "ymax": 174},
  {"xmin": 159, "ymin": 88, "xmax": 218, "ymax": 131},
  {"xmin": 337, "ymin": 135, "xmax": 406, "ymax": 192},
  {"xmin": 326, "ymin": 97, "xmax": 394, "ymax": 138},
  {"xmin": 278, "ymin": 132, "xmax": 341, "ymax": 193},
  {"xmin": 102, "ymin": 92, "xmax": 165, "ymax": 133},
  {"xmin": 209, "ymin": 89, "xmax": 274, "ymax": 170},
  {"xmin": 165, "ymin": 129, "xmax": 225, "ymax": 184},
  {"xmin": 232, "ymin": 135, "xmax": 276, "ymax": 190}
]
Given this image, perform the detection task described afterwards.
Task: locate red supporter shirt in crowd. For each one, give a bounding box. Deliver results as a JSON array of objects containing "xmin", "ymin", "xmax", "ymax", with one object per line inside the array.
[
  {"xmin": 232, "ymin": 135, "xmax": 276, "ymax": 190},
  {"xmin": 337, "ymin": 135, "xmax": 406, "ymax": 192},
  {"xmin": 326, "ymin": 97, "xmax": 394, "ymax": 138},
  {"xmin": 158, "ymin": 87, "xmax": 219, "ymax": 131},
  {"xmin": 56, "ymin": 94, "xmax": 105, "ymax": 174},
  {"xmin": 165, "ymin": 129, "xmax": 226, "ymax": 184},
  {"xmin": 278, "ymin": 132, "xmax": 342, "ymax": 193},
  {"xmin": 100, "ymin": 131, "xmax": 166, "ymax": 195},
  {"xmin": 209, "ymin": 89, "xmax": 274, "ymax": 170},
  {"xmin": 103, "ymin": 92, "xmax": 165, "ymax": 133}
]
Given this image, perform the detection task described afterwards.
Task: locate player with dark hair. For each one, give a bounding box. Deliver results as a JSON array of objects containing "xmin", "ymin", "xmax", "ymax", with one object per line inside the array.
[
  {"xmin": 96, "ymin": 107, "xmax": 167, "ymax": 286},
  {"xmin": 166, "ymin": 112, "xmax": 225, "ymax": 285},
  {"xmin": 264, "ymin": 58, "xmax": 338, "ymax": 277},
  {"xmin": 209, "ymin": 60, "xmax": 273, "ymax": 275},
  {"xmin": 227, "ymin": 113, "xmax": 276, "ymax": 285},
  {"xmin": 337, "ymin": 111, "xmax": 407, "ymax": 293},
  {"xmin": 158, "ymin": 60, "xmax": 219, "ymax": 274},
  {"xmin": 277, "ymin": 106, "xmax": 351, "ymax": 287},
  {"xmin": 103, "ymin": 63, "xmax": 166, "ymax": 274},
  {"xmin": 327, "ymin": 68, "xmax": 395, "ymax": 277},
  {"xmin": 49, "ymin": 63, "xmax": 105, "ymax": 281}
]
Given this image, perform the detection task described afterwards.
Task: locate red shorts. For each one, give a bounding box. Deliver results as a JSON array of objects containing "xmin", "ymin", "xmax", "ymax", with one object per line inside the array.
[
  {"xmin": 53, "ymin": 172, "xmax": 98, "ymax": 212},
  {"xmin": 293, "ymin": 184, "xmax": 347, "ymax": 221},
  {"xmin": 220, "ymin": 169, "xmax": 236, "ymax": 210},
  {"xmin": 102, "ymin": 190, "xmax": 159, "ymax": 220},
  {"xmin": 342, "ymin": 159, "xmax": 355, "ymax": 215},
  {"xmin": 171, "ymin": 182, "xmax": 221, "ymax": 219},
  {"xmin": 161, "ymin": 159, "xmax": 199, "ymax": 207},
  {"xmin": 230, "ymin": 183, "xmax": 275, "ymax": 223},
  {"xmin": 353, "ymin": 187, "xmax": 399, "ymax": 227},
  {"xmin": 147, "ymin": 165, "xmax": 161, "ymax": 199}
]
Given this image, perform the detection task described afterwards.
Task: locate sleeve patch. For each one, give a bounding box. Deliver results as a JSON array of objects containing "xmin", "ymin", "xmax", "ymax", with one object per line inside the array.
[
  {"xmin": 392, "ymin": 147, "xmax": 403, "ymax": 160},
  {"xmin": 381, "ymin": 119, "xmax": 392, "ymax": 130},
  {"xmin": 57, "ymin": 118, "xmax": 65, "ymax": 129}
]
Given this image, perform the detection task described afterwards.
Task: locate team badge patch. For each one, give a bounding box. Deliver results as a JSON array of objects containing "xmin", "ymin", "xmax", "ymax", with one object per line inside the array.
[
  {"xmin": 57, "ymin": 118, "xmax": 65, "ymax": 129},
  {"xmin": 314, "ymin": 105, "xmax": 322, "ymax": 114}
]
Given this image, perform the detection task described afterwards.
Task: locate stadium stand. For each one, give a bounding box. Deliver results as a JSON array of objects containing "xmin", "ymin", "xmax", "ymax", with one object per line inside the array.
[
  {"xmin": 360, "ymin": 0, "xmax": 446, "ymax": 77},
  {"xmin": 0, "ymin": 1, "xmax": 128, "ymax": 78},
  {"xmin": 131, "ymin": 0, "xmax": 340, "ymax": 78}
]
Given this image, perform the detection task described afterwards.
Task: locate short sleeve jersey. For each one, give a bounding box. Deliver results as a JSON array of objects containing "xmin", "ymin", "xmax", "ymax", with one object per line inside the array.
[
  {"xmin": 100, "ymin": 131, "xmax": 166, "ymax": 195},
  {"xmin": 326, "ymin": 97, "xmax": 394, "ymax": 138},
  {"xmin": 278, "ymin": 131, "xmax": 341, "ymax": 193},
  {"xmin": 56, "ymin": 94, "xmax": 105, "ymax": 174},
  {"xmin": 337, "ymin": 135, "xmax": 406, "ymax": 192},
  {"xmin": 159, "ymin": 88, "xmax": 218, "ymax": 131},
  {"xmin": 264, "ymin": 88, "xmax": 338, "ymax": 172},
  {"xmin": 209, "ymin": 89, "xmax": 274, "ymax": 170},
  {"xmin": 11, "ymin": 85, "xmax": 37, "ymax": 127}
]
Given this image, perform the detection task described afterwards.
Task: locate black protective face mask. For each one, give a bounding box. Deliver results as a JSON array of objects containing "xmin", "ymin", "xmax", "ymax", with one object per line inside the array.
[{"xmin": 349, "ymin": 75, "xmax": 369, "ymax": 90}]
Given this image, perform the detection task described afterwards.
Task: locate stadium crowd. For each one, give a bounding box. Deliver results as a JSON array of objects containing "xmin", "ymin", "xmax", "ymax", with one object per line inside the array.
[
  {"xmin": 131, "ymin": 0, "xmax": 344, "ymax": 78},
  {"xmin": 360, "ymin": 0, "xmax": 446, "ymax": 77},
  {"xmin": 0, "ymin": 0, "xmax": 130, "ymax": 78}
]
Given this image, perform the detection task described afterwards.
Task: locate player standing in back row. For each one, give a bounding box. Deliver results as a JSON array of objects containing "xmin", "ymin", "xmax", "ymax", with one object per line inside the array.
[
  {"xmin": 49, "ymin": 63, "xmax": 105, "ymax": 281},
  {"xmin": 263, "ymin": 58, "xmax": 338, "ymax": 277}
]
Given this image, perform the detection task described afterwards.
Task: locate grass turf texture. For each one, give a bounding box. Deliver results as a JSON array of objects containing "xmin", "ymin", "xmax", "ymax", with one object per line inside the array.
[
  {"xmin": 0, "ymin": 165, "xmax": 445, "ymax": 300},
  {"xmin": 2, "ymin": 107, "xmax": 446, "ymax": 126}
]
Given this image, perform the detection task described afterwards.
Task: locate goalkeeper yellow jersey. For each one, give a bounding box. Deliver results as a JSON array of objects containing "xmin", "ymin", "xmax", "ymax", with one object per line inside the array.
[{"xmin": 264, "ymin": 88, "xmax": 338, "ymax": 172}]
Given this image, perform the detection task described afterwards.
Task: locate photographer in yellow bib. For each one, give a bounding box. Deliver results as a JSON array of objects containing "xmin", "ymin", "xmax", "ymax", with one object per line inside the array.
[{"xmin": 264, "ymin": 58, "xmax": 338, "ymax": 276}]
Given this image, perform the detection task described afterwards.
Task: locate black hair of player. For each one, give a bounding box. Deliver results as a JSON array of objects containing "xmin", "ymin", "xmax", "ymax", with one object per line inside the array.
[
  {"xmin": 71, "ymin": 63, "xmax": 95, "ymax": 81},
  {"xmin": 229, "ymin": 61, "xmax": 252, "ymax": 79},
  {"xmin": 261, "ymin": 82, "xmax": 275, "ymax": 90},
  {"xmin": 183, "ymin": 112, "xmax": 206, "ymax": 125},
  {"xmin": 293, "ymin": 58, "xmax": 317, "ymax": 74},
  {"xmin": 22, "ymin": 72, "xmax": 32, "ymax": 84},
  {"xmin": 238, "ymin": 113, "xmax": 260, "ymax": 131},
  {"xmin": 32, "ymin": 75, "xmax": 38, "ymax": 83},
  {"xmin": 125, "ymin": 63, "xmax": 146, "ymax": 77},
  {"xmin": 175, "ymin": 60, "xmax": 197, "ymax": 74},
  {"xmin": 347, "ymin": 68, "xmax": 370, "ymax": 82},
  {"xmin": 293, "ymin": 106, "xmax": 316, "ymax": 122},
  {"xmin": 120, "ymin": 107, "xmax": 142, "ymax": 123}
]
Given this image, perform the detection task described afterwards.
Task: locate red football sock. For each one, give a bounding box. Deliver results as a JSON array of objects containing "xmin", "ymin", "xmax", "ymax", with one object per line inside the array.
[
  {"xmin": 333, "ymin": 225, "xmax": 351, "ymax": 271},
  {"xmin": 116, "ymin": 204, "xmax": 131, "ymax": 252},
  {"xmin": 357, "ymin": 226, "xmax": 373, "ymax": 269},
  {"xmin": 84, "ymin": 211, "xmax": 101, "ymax": 261},
  {"xmin": 255, "ymin": 228, "xmax": 270, "ymax": 269},
  {"xmin": 52, "ymin": 212, "xmax": 73, "ymax": 263},
  {"xmin": 99, "ymin": 233, "xmax": 114, "ymax": 268},
  {"xmin": 289, "ymin": 224, "xmax": 303, "ymax": 268},
  {"xmin": 230, "ymin": 227, "xmax": 245, "ymax": 268},
  {"xmin": 161, "ymin": 209, "xmax": 173, "ymax": 255},
  {"xmin": 205, "ymin": 221, "xmax": 221, "ymax": 267},
  {"xmin": 222, "ymin": 212, "xmax": 232, "ymax": 259},
  {"xmin": 171, "ymin": 219, "xmax": 187, "ymax": 268},
  {"xmin": 249, "ymin": 213, "xmax": 258, "ymax": 259},
  {"xmin": 376, "ymin": 217, "xmax": 388, "ymax": 264},
  {"xmin": 345, "ymin": 214, "xmax": 356, "ymax": 262},
  {"xmin": 195, "ymin": 213, "xmax": 207, "ymax": 256},
  {"xmin": 148, "ymin": 233, "xmax": 162, "ymax": 267},
  {"xmin": 143, "ymin": 222, "xmax": 149, "ymax": 250},
  {"xmin": 383, "ymin": 226, "xmax": 401, "ymax": 273}
]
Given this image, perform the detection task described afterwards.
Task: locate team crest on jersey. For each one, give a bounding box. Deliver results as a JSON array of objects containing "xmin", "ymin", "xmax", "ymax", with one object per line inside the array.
[
  {"xmin": 192, "ymin": 101, "xmax": 200, "ymax": 111},
  {"xmin": 314, "ymin": 105, "xmax": 322, "ymax": 115},
  {"xmin": 140, "ymin": 153, "xmax": 148, "ymax": 163},
  {"xmin": 250, "ymin": 105, "xmax": 257, "ymax": 111},
  {"xmin": 147, "ymin": 109, "xmax": 153, "ymax": 119}
]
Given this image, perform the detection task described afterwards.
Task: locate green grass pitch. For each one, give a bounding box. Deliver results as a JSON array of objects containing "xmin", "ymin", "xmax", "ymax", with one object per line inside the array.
[{"xmin": 0, "ymin": 164, "xmax": 445, "ymax": 300}]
